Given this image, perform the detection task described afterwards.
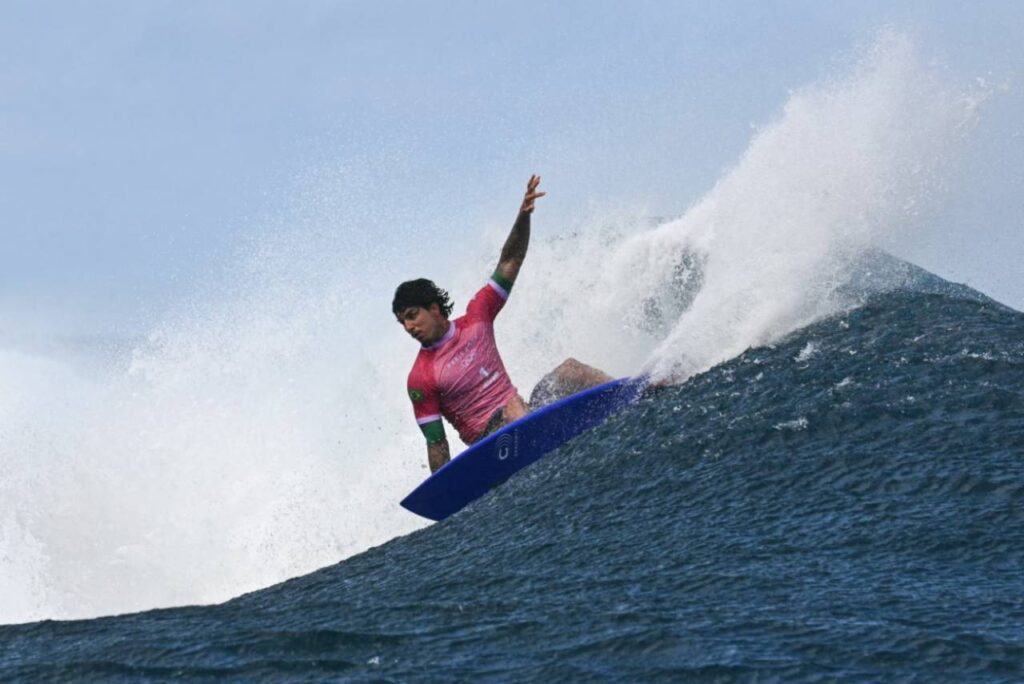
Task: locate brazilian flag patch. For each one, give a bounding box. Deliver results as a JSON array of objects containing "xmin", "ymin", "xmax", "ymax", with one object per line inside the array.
[{"xmin": 409, "ymin": 389, "xmax": 424, "ymax": 402}]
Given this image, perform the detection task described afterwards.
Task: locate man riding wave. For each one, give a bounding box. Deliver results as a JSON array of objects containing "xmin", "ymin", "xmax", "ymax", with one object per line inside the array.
[{"xmin": 393, "ymin": 175, "xmax": 611, "ymax": 472}]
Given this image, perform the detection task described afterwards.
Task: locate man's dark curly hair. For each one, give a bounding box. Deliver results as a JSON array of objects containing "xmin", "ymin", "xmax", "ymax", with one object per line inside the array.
[{"xmin": 392, "ymin": 279, "xmax": 454, "ymax": 318}]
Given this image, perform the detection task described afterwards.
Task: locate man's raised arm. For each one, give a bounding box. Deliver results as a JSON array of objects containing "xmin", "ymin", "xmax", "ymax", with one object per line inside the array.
[{"xmin": 495, "ymin": 175, "xmax": 545, "ymax": 286}]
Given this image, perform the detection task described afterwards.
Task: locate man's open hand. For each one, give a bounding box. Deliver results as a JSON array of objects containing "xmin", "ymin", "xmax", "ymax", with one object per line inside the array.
[{"xmin": 519, "ymin": 175, "xmax": 546, "ymax": 214}]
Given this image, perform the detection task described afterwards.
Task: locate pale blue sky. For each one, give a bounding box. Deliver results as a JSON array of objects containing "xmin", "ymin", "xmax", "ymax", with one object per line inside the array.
[{"xmin": 2, "ymin": 1, "xmax": 1021, "ymax": 336}]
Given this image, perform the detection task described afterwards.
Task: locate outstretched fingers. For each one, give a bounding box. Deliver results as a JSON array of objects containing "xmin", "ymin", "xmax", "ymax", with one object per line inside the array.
[{"xmin": 521, "ymin": 174, "xmax": 546, "ymax": 213}]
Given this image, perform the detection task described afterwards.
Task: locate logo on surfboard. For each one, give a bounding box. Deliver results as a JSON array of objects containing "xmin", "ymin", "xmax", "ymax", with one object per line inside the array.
[{"xmin": 495, "ymin": 432, "xmax": 517, "ymax": 461}]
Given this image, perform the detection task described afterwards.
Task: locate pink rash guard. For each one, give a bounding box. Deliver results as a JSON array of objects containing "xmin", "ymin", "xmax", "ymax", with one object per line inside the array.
[{"xmin": 407, "ymin": 277, "xmax": 519, "ymax": 444}]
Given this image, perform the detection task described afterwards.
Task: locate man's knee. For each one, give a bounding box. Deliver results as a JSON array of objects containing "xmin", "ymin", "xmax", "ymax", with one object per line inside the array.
[
  {"xmin": 528, "ymin": 360, "xmax": 578, "ymax": 409},
  {"xmin": 554, "ymin": 357, "xmax": 584, "ymax": 379},
  {"xmin": 530, "ymin": 357, "xmax": 611, "ymax": 410},
  {"xmin": 556, "ymin": 357, "xmax": 610, "ymax": 385}
]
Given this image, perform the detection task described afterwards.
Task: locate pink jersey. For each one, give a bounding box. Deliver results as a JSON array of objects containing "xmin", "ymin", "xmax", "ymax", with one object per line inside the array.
[{"xmin": 407, "ymin": 278, "xmax": 519, "ymax": 444}]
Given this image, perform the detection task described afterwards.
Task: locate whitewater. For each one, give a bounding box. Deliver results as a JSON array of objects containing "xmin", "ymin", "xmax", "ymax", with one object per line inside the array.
[{"xmin": 0, "ymin": 31, "xmax": 998, "ymax": 628}]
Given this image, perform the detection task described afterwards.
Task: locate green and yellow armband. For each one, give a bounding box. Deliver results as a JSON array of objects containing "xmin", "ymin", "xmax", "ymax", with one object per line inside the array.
[
  {"xmin": 420, "ymin": 420, "xmax": 446, "ymax": 445},
  {"xmin": 491, "ymin": 270, "xmax": 513, "ymax": 293}
]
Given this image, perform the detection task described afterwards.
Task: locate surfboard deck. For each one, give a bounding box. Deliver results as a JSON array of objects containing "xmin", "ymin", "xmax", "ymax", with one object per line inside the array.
[{"xmin": 400, "ymin": 377, "xmax": 646, "ymax": 521}]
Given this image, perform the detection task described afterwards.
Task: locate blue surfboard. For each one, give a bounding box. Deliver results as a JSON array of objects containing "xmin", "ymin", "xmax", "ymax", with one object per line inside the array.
[{"xmin": 400, "ymin": 377, "xmax": 647, "ymax": 521}]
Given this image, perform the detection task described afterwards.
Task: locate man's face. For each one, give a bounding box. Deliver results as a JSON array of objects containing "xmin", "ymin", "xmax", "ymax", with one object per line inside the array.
[{"xmin": 396, "ymin": 303, "xmax": 448, "ymax": 346}]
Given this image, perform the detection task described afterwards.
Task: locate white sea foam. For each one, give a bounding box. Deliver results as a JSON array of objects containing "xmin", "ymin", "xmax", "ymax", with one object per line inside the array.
[
  {"xmin": 795, "ymin": 342, "xmax": 820, "ymax": 363},
  {"xmin": 0, "ymin": 31, "xmax": 987, "ymax": 624},
  {"xmin": 774, "ymin": 417, "xmax": 810, "ymax": 432}
]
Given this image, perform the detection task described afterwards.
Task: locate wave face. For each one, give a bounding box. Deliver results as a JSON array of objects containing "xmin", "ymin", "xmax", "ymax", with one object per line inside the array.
[{"xmin": 2, "ymin": 286, "xmax": 1023, "ymax": 680}]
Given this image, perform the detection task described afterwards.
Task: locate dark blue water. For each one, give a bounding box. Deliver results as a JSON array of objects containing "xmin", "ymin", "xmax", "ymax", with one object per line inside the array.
[{"xmin": 2, "ymin": 283, "xmax": 1023, "ymax": 682}]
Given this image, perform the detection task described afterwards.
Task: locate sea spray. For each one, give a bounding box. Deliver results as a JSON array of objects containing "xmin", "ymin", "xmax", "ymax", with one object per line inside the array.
[
  {"xmin": 0, "ymin": 163, "xmax": 441, "ymax": 623},
  {"xmin": 498, "ymin": 31, "xmax": 987, "ymax": 384}
]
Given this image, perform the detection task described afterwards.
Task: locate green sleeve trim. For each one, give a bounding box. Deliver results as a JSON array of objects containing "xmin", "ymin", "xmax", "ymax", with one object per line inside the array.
[
  {"xmin": 420, "ymin": 420, "xmax": 446, "ymax": 445},
  {"xmin": 491, "ymin": 270, "xmax": 513, "ymax": 292}
]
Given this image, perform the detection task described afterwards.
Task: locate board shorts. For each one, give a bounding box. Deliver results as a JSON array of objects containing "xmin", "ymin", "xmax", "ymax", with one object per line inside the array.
[
  {"xmin": 476, "ymin": 369, "xmax": 568, "ymax": 442},
  {"xmin": 477, "ymin": 406, "xmax": 510, "ymax": 441}
]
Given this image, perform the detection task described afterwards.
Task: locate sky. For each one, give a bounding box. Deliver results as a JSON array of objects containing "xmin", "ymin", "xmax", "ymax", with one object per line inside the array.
[{"xmin": 1, "ymin": 0, "xmax": 1022, "ymax": 339}]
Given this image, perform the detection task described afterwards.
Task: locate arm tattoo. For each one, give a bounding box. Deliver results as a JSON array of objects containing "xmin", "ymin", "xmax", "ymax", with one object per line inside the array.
[
  {"xmin": 500, "ymin": 212, "xmax": 531, "ymax": 265},
  {"xmin": 428, "ymin": 439, "xmax": 451, "ymax": 473}
]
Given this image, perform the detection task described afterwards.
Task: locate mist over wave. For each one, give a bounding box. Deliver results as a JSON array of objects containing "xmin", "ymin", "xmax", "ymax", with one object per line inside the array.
[
  {"xmin": 0, "ymin": 32, "xmax": 991, "ymax": 624},
  {"xmin": 498, "ymin": 32, "xmax": 987, "ymax": 386}
]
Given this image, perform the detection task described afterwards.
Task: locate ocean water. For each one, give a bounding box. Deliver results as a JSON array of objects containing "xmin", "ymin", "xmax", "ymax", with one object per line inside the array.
[
  {"xmin": 2, "ymin": 29, "xmax": 1021, "ymax": 681},
  {"xmin": 2, "ymin": 284, "xmax": 1022, "ymax": 681}
]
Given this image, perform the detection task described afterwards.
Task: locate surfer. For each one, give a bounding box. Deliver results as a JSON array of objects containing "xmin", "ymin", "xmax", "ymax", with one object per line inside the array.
[{"xmin": 393, "ymin": 175, "xmax": 612, "ymax": 472}]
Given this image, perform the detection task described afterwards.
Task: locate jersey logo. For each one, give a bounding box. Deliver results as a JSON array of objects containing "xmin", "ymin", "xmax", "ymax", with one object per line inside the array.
[
  {"xmin": 409, "ymin": 389, "xmax": 425, "ymax": 402},
  {"xmin": 480, "ymin": 366, "xmax": 499, "ymax": 388}
]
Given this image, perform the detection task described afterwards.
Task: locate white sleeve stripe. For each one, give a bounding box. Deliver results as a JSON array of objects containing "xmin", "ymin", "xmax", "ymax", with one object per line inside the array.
[
  {"xmin": 487, "ymin": 279, "xmax": 509, "ymax": 300},
  {"xmin": 416, "ymin": 414, "xmax": 442, "ymax": 425}
]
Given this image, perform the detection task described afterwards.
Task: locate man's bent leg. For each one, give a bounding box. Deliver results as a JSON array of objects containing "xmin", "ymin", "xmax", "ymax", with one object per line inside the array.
[{"xmin": 528, "ymin": 358, "xmax": 613, "ymax": 409}]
